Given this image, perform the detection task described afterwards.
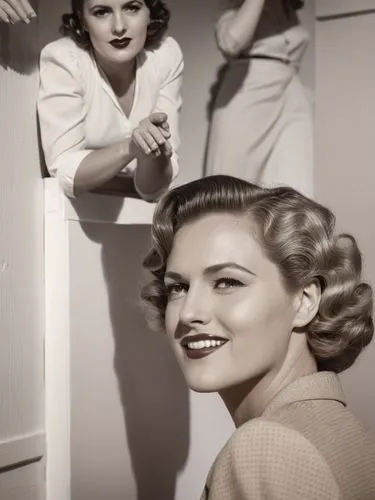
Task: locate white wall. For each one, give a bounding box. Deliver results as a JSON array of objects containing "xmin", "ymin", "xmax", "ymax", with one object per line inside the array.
[
  {"xmin": 0, "ymin": 0, "xmax": 45, "ymax": 496},
  {"xmin": 315, "ymin": 0, "xmax": 375, "ymax": 431}
]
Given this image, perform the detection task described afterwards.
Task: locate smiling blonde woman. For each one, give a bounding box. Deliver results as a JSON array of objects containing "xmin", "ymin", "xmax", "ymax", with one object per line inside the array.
[
  {"xmin": 142, "ymin": 174, "xmax": 375, "ymax": 499},
  {"xmin": 37, "ymin": 0, "xmax": 183, "ymax": 200}
]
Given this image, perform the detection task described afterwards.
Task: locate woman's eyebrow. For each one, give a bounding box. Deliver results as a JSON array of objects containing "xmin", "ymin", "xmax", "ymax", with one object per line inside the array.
[
  {"xmin": 203, "ymin": 262, "xmax": 256, "ymax": 277},
  {"xmin": 164, "ymin": 263, "xmax": 256, "ymax": 281},
  {"xmin": 164, "ymin": 271, "xmax": 184, "ymax": 281},
  {"xmin": 88, "ymin": 3, "xmax": 109, "ymax": 11},
  {"xmin": 89, "ymin": 0, "xmax": 143, "ymax": 10},
  {"xmin": 123, "ymin": 0, "xmax": 144, "ymax": 5}
]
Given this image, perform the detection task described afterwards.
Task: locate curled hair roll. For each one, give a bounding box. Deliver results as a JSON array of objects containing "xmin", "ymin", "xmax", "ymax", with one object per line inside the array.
[
  {"xmin": 288, "ymin": 0, "xmax": 304, "ymax": 10},
  {"xmin": 145, "ymin": 0, "xmax": 170, "ymax": 48},
  {"xmin": 60, "ymin": 13, "xmax": 90, "ymax": 49},
  {"xmin": 307, "ymin": 234, "xmax": 373, "ymax": 372}
]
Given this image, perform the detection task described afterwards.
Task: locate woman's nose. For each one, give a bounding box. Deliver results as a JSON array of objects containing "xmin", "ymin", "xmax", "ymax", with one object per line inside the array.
[
  {"xmin": 112, "ymin": 12, "xmax": 126, "ymax": 35},
  {"xmin": 179, "ymin": 290, "xmax": 211, "ymax": 327}
]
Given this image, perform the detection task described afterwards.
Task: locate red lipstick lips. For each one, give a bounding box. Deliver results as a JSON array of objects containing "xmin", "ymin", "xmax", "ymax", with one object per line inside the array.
[
  {"xmin": 110, "ymin": 37, "xmax": 131, "ymax": 48},
  {"xmin": 181, "ymin": 334, "xmax": 228, "ymax": 360}
]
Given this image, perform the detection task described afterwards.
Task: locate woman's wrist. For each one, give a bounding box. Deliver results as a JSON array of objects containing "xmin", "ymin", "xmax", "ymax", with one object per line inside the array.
[
  {"xmin": 73, "ymin": 138, "xmax": 136, "ymax": 195},
  {"xmin": 134, "ymin": 154, "xmax": 173, "ymax": 201},
  {"xmin": 120, "ymin": 137, "xmax": 135, "ymax": 162}
]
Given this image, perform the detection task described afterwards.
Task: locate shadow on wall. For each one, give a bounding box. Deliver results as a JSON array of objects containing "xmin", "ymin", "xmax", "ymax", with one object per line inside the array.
[
  {"xmin": 0, "ymin": 0, "xmax": 40, "ymax": 73},
  {"xmin": 75, "ymin": 206, "xmax": 190, "ymax": 500},
  {"xmin": 203, "ymin": 61, "xmax": 248, "ymax": 176}
]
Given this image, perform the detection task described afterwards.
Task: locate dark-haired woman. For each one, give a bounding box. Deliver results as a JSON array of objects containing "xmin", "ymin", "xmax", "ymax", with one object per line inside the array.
[
  {"xmin": 38, "ymin": 0, "xmax": 183, "ymax": 200},
  {"xmin": 142, "ymin": 175, "xmax": 375, "ymax": 499},
  {"xmin": 205, "ymin": 0, "xmax": 313, "ymax": 197}
]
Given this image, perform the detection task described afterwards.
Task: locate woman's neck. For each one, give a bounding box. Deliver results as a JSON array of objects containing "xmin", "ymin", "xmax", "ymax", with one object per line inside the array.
[
  {"xmin": 95, "ymin": 54, "xmax": 136, "ymax": 97},
  {"xmin": 219, "ymin": 334, "xmax": 317, "ymax": 427}
]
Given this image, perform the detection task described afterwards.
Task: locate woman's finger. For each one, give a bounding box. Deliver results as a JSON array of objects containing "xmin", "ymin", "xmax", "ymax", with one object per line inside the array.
[
  {"xmin": 0, "ymin": 7, "xmax": 10, "ymax": 22},
  {"xmin": 159, "ymin": 126, "xmax": 171, "ymax": 139},
  {"xmin": 19, "ymin": 0, "xmax": 36, "ymax": 17},
  {"xmin": 161, "ymin": 120, "xmax": 170, "ymax": 131},
  {"xmin": 0, "ymin": 0, "xmax": 28, "ymax": 22},
  {"xmin": 143, "ymin": 122, "xmax": 168, "ymax": 146},
  {"xmin": 133, "ymin": 130, "xmax": 156, "ymax": 155},
  {"xmin": 161, "ymin": 140, "xmax": 173, "ymax": 158},
  {"xmin": 140, "ymin": 129, "xmax": 162, "ymax": 153},
  {"xmin": 149, "ymin": 112, "xmax": 168, "ymax": 126}
]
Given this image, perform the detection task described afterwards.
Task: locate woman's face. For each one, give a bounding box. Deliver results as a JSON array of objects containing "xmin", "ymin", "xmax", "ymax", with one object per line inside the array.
[
  {"xmin": 82, "ymin": 0, "xmax": 150, "ymax": 65},
  {"xmin": 164, "ymin": 213, "xmax": 301, "ymax": 393}
]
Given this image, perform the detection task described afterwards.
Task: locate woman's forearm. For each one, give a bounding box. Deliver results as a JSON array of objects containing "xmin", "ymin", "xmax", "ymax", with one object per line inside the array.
[
  {"xmin": 216, "ymin": 0, "xmax": 266, "ymax": 57},
  {"xmin": 73, "ymin": 138, "xmax": 134, "ymax": 196},
  {"xmin": 134, "ymin": 154, "xmax": 173, "ymax": 201}
]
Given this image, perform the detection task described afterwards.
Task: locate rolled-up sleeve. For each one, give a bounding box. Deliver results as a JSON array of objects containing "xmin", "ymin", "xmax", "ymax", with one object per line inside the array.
[
  {"xmin": 215, "ymin": 0, "xmax": 238, "ymax": 56},
  {"xmin": 133, "ymin": 36, "xmax": 184, "ymax": 201},
  {"xmin": 153, "ymin": 36, "xmax": 184, "ymax": 182},
  {"xmin": 37, "ymin": 42, "xmax": 93, "ymax": 197}
]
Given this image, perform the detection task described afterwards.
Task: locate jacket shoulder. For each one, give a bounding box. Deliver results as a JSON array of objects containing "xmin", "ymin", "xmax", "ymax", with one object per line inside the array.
[{"xmin": 205, "ymin": 419, "xmax": 341, "ymax": 499}]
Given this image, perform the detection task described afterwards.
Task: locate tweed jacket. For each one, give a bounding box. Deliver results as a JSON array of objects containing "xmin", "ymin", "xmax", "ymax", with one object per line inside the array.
[{"xmin": 200, "ymin": 372, "xmax": 375, "ymax": 499}]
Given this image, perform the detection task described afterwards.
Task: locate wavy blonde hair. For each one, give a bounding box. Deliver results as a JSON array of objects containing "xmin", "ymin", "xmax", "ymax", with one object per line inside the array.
[{"xmin": 141, "ymin": 175, "xmax": 373, "ymax": 373}]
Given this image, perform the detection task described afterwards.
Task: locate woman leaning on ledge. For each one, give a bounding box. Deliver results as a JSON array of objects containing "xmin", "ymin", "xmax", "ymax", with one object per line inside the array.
[{"xmin": 37, "ymin": 0, "xmax": 183, "ymax": 201}]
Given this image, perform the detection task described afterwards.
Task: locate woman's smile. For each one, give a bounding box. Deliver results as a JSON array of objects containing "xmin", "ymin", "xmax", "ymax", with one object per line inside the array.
[{"xmin": 181, "ymin": 333, "xmax": 228, "ymax": 359}]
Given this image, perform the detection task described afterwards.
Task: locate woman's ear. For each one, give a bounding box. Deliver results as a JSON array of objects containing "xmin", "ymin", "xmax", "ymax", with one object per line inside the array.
[{"xmin": 293, "ymin": 279, "xmax": 321, "ymax": 329}]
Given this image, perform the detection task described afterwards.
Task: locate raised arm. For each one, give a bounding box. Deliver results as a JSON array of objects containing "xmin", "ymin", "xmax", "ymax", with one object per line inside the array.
[
  {"xmin": 133, "ymin": 36, "xmax": 184, "ymax": 201},
  {"xmin": 215, "ymin": 0, "xmax": 266, "ymax": 58},
  {"xmin": 37, "ymin": 42, "xmax": 137, "ymax": 198}
]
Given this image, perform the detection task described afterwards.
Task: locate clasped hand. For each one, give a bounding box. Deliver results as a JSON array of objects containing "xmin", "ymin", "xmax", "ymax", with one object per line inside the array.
[
  {"xmin": 0, "ymin": 0, "xmax": 36, "ymax": 24},
  {"xmin": 131, "ymin": 112, "xmax": 173, "ymax": 160}
]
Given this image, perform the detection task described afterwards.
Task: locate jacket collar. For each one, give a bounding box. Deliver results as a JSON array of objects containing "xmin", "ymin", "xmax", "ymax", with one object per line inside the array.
[{"xmin": 262, "ymin": 371, "xmax": 346, "ymax": 417}]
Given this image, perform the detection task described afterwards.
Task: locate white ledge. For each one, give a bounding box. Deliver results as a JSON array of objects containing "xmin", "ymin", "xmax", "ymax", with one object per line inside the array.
[
  {"xmin": 44, "ymin": 177, "xmax": 156, "ymax": 500},
  {"xmin": 0, "ymin": 433, "xmax": 45, "ymax": 470},
  {"xmin": 44, "ymin": 178, "xmax": 156, "ymax": 225},
  {"xmin": 316, "ymin": 0, "xmax": 375, "ymax": 19}
]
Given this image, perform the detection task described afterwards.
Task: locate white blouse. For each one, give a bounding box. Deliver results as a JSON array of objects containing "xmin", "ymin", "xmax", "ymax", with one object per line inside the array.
[{"xmin": 37, "ymin": 35, "xmax": 183, "ymax": 198}]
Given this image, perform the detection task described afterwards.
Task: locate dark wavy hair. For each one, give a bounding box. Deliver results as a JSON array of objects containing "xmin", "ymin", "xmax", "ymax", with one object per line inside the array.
[
  {"xmin": 60, "ymin": 0, "xmax": 170, "ymax": 51},
  {"xmin": 141, "ymin": 175, "xmax": 374, "ymax": 374},
  {"xmin": 288, "ymin": 0, "xmax": 304, "ymax": 10}
]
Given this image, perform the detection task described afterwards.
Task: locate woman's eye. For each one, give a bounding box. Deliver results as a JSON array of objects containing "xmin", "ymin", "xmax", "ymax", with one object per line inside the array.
[
  {"xmin": 93, "ymin": 9, "xmax": 109, "ymax": 17},
  {"xmin": 125, "ymin": 3, "xmax": 141, "ymax": 13},
  {"xmin": 165, "ymin": 283, "xmax": 187, "ymax": 299},
  {"xmin": 215, "ymin": 278, "xmax": 244, "ymax": 290}
]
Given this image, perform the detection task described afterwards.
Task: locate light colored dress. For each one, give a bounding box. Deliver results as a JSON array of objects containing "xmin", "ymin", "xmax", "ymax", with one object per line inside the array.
[
  {"xmin": 37, "ymin": 36, "xmax": 183, "ymax": 198},
  {"xmin": 205, "ymin": 1, "xmax": 313, "ymax": 197}
]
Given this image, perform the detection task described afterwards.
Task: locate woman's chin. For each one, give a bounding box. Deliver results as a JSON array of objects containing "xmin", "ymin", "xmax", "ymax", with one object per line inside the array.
[
  {"xmin": 185, "ymin": 375, "xmax": 226, "ymax": 393},
  {"xmin": 94, "ymin": 45, "xmax": 142, "ymax": 67}
]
